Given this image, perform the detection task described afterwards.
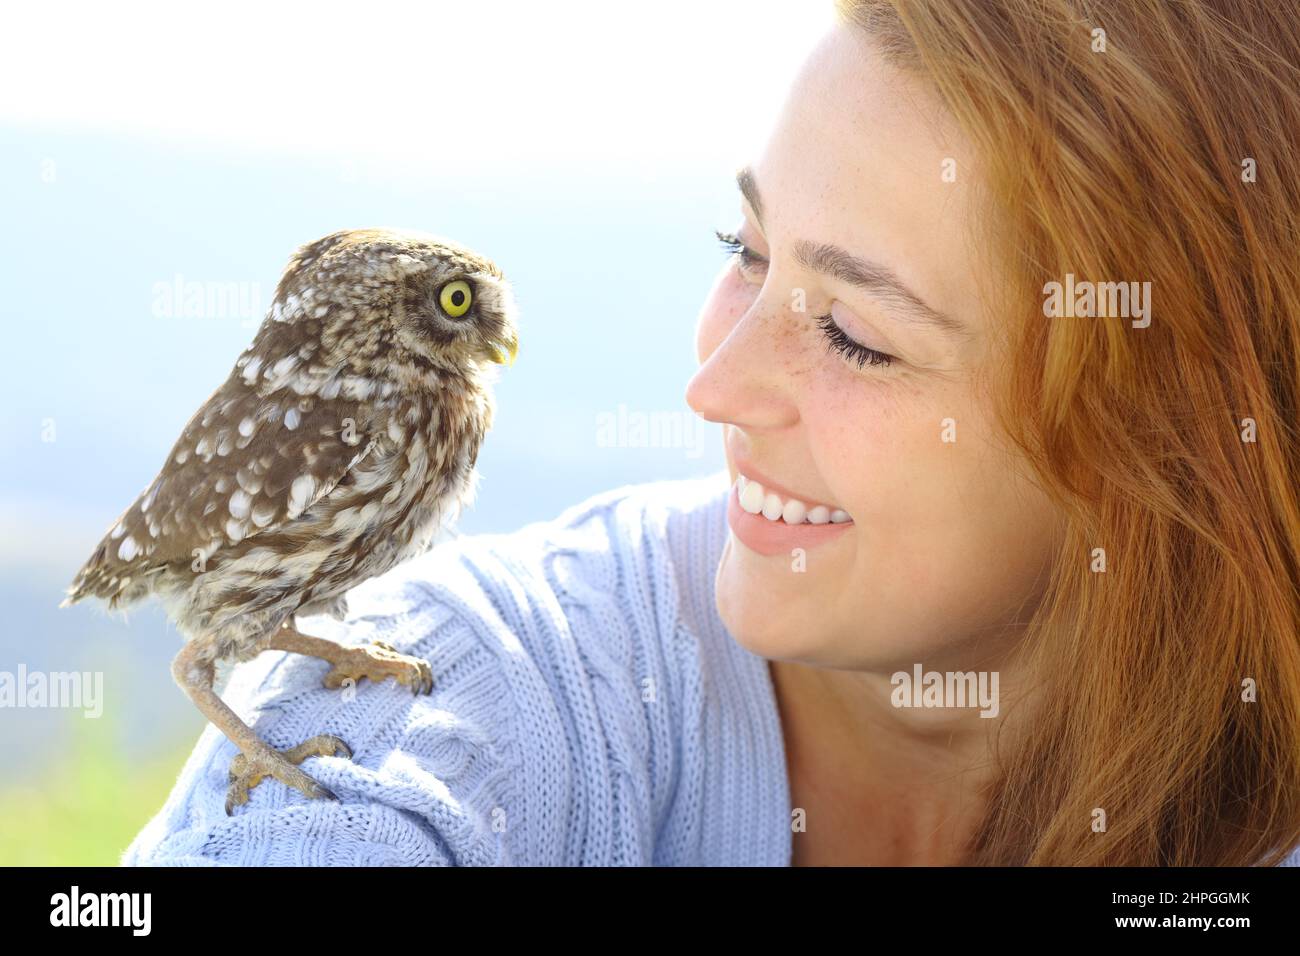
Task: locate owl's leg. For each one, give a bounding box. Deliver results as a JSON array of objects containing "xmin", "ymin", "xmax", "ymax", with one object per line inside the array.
[
  {"xmin": 170, "ymin": 640, "xmax": 352, "ymax": 815},
  {"xmin": 262, "ymin": 623, "xmax": 434, "ymax": 695}
]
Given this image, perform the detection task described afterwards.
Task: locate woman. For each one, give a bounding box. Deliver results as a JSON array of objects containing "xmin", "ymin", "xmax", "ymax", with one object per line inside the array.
[{"xmin": 126, "ymin": 0, "xmax": 1300, "ymax": 866}]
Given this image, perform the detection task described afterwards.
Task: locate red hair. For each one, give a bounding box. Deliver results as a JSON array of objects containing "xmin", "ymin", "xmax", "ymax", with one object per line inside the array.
[{"xmin": 836, "ymin": 0, "xmax": 1300, "ymax": 865}]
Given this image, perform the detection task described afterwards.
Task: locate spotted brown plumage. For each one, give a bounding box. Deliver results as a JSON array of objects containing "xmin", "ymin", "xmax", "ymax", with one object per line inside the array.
[{"xmin": 62, "ymin": 227, "xmax": 519, "ymax": 812}]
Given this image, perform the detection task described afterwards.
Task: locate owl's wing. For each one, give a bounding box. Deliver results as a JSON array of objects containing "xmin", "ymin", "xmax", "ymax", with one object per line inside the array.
[{"xmin": 66, "ymin": 374, "xmax": 379, "ymax": 604}]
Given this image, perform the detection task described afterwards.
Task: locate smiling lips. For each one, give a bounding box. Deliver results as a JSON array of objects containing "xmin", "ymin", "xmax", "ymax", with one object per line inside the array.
[{"xmin": 726, "ymin": 472, "xmax": 854, "ymax": 557}]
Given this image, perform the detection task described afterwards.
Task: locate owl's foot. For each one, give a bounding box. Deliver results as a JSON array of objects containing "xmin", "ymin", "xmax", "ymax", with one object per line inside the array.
[
  {"xmin": 322, "ymin": 640, "xmax": 434, "ymax": 695},
  {"xmin": 261, "ymin": 626, "xmax": 434, "ymax": 694},
  {"xmin": 225, "ymin": 734, "xmax": 352, "ymax": 815}
]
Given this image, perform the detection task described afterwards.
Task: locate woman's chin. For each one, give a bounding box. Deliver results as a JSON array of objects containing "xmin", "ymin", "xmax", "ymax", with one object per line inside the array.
[
  {"xmin": 713, "ymin": 542, "xmax": 947, "ymax": 671},
  {"xmin": 713, "ymin": 541, "xmax": 848, "ymax": 663}
]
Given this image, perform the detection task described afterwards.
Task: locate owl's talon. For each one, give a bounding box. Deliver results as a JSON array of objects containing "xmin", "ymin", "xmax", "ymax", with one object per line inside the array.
[
  {"xmin": 412, "ymin": 658, "xmax": 432, "ymax": 695},
  {"xmin": 322, "ymin": 641, "xmax": 433, "ymax": 695},
  {"xmin": 225, "ymin": 733, "xmax": 352, "ymax": 815}
]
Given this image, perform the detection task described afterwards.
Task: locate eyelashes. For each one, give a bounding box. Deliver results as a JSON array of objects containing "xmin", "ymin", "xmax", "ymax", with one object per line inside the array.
[
  {"xmin": 715, "ymin": 229, "xmax": 765, "ymax": 271},
  {"xmin": 714, "ymin": 228, "xmax": 895, "ymax": 370},
  {"xmin": 813, "ymin": 313, "xmax": 894, "ymax": 369}
]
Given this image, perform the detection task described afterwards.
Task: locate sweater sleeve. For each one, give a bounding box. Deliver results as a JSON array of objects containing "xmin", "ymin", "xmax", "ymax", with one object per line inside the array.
[
  {"xmin": 120, "ymin": 474, "xmax": 748, "ymax": 866},
  {"xmin": 121, "ymin": 540, "xmax": 546, "ymax": 865}
]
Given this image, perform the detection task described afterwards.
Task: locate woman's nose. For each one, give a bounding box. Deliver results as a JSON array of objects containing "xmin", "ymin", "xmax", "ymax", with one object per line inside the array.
[{"xmin": 685, "ymin": 300, "xmax": 800, "ymax": 431}]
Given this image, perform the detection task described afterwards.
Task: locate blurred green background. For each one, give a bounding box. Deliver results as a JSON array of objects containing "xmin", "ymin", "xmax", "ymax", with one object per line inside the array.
[{"xmin": 0, "ymin": 711, "xmax": 197, "ymax": 866}]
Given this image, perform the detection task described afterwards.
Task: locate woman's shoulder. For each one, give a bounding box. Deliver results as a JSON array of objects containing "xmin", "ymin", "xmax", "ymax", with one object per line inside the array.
[{"xmin": 122, "ymin": 471, "xmax": 788, "ymax": 866}]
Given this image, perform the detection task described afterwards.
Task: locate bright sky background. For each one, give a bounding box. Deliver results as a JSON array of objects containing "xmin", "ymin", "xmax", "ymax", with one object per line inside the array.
[{"xmin": 0, "ymin": 0, "xmax": 834, "ymax": 174}]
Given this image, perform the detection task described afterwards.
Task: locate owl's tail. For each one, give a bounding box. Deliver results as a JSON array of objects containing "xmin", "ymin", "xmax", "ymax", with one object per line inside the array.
[
  {"xmin": 60, "ymin": 536, "xmax": 156, "ymax": 610},
  {"xmin": 60, "ymin": 540, "xmax": 112, "ymax": 608}
]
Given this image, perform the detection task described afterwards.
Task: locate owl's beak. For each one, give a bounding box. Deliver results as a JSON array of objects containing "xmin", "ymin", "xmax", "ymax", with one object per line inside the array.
[{"xmin": 487, "ymin": 333, "xmax": 519, "ymax": 367}]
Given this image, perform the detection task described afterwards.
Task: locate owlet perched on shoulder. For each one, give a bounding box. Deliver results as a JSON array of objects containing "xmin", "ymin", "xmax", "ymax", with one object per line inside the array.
[{"xmin": 62, "ymin": 227, "xmax": 520, "ymax": 813}]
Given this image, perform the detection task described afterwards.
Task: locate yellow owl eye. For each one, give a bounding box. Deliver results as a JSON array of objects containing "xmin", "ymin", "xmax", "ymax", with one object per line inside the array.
[{"xmin": 439, "ymin": 280, "xmax": 473, "ymax": 318}]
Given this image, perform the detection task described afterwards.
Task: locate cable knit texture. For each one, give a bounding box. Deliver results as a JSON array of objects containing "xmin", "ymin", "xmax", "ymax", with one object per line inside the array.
[
  {"xmin": 123, "ymin": 472, "xmax": 792, "ymax": 866},
  {"xmin": 123, "ymin": 472, "xmax": 1300, "ymax": 867}
]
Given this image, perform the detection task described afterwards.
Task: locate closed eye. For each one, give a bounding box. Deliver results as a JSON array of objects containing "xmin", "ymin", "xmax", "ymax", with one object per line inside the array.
[
  {"xmin": 715, "ymin": 228, "xmax": 894, "ymax": 370},
  {"xmin": 815, "ymin": 313, "xmax": 894, "ymax": 368}
]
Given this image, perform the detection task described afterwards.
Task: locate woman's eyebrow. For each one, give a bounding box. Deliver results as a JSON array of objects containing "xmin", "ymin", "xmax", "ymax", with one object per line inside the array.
[{"xmin": 736, "ymin": 165, "xmax": 968, "ymax": 339}]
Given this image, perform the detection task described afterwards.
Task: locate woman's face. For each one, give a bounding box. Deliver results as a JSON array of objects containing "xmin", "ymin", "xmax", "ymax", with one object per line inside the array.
[{"xmin": 685, "ymin": 23, "xmax": 1065, "ymax": 672}]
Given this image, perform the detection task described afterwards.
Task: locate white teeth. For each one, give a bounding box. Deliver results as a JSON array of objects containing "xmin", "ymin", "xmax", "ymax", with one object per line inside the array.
[
  {"xmin": 733, "ymin": 474, "xmax": 851, "ymax": 526},
  {"xmin": 739, "ymin": 478, "xmax": 766, "ymax": 515},
  {"xmin": 781, "ymin": 498, "xmax": 807, "ymax": 525}
]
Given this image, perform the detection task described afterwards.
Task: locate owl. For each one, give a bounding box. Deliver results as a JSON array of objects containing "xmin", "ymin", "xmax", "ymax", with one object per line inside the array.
[{"xmin": 62, "ymin": 228, "xmax": 519, "ymax": 813}]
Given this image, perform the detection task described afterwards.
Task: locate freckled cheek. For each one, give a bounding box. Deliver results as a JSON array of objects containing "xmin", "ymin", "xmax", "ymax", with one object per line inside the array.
[{"xmin": 803, "ymin": 382, "xmax": 925, "ymax": 515}]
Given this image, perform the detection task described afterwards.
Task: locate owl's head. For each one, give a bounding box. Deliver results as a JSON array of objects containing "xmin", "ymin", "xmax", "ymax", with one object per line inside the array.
[{"xmin": 269, "ymin": 227, "xmax": 520, "ymax": 378}]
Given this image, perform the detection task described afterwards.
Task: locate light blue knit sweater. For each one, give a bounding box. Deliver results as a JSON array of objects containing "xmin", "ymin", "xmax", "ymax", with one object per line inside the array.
[
  {"xmin": 123, "ymin": 472, "xmax": 792, "ymax": 865},
  {"xmin": 123, "ymin": 472, "xmax": 1300, "ymax": 866}
]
